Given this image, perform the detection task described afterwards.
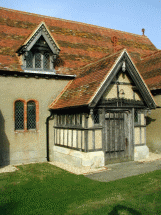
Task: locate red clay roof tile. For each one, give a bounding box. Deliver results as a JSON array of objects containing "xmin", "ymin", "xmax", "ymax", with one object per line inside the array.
[
  {"xmin": 137, "ymin": 51, "xmax": 161, "ymax": 90},
  {"xmin": 49, "ymin": 51, "xmax": 122, "ymax": 110},
  {"xmin": 0, "ymin": 7, "xmax": 158, "ymax": 74}
]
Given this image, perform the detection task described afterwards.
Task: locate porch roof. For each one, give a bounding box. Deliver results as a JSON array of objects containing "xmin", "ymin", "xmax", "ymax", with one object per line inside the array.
[
  {"xmin": 49, "ymin": 48, "xmax": 157, "ymax": 110},
  {"xmin": 49, "ymin": 50, "xmax": 124, "ymax": 110}
]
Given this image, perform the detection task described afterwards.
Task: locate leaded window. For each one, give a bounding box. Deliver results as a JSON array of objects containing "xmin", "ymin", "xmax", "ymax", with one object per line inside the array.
[
  {"xmin": 43, "ymin": 53, "xmax": 50, "ymax": 69},
  {"xmin": 25, "ymin": 51, "xmax": 53, "ymax": 70},
  {"xmin": 15, "ymin": 101, "xmax": 24, "ymax": 130},
  {"xmin": 27, "ymin": 101, "xmax": 36, "ymax": 129},
  {"xmin": 14, "ymin": 100, "xmax": 38, "ymax": 131},
  {"xmin": 26, "ymin": 51, "xmax": 33, "ymax": 68},
  {"xmin": 94, "ymin": 110, "xmax": 99, "ymax": 124},
  {"xmin": 35, "ymin": 52, "xmax": 41, "ymax": 68},
  {"xmin": 134, "ymin": 110, "xmax": 138, "ymax": 124}
]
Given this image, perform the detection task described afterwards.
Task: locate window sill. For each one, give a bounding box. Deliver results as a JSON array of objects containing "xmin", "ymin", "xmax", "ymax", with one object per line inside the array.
[
  {"xmin": 54, "ymin": 125, "xmax": 83, "ymax": 129},
  {"xmin": 15, "ymin": 129, "xmax": 38, "ymax": 133},
  {"xmin": 24, "ymin": 69, "xmax": 56, "ymax": 75}
]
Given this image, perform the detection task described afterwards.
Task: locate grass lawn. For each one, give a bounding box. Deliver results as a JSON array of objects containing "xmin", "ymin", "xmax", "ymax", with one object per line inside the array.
[{"xmin": 0, "ymin": 163, "xmax": 161, "ymax": 215}]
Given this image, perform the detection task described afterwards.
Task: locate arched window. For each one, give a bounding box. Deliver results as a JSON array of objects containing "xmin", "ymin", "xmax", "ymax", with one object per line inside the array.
[
  {"xmin": 15, "ymin": 100, "xmax": 24, "ymax": 130},
  {"xmin": 14, "ymin": 100, "xmax": 38, "ymax": 131},
  {"xmin": 27, "ymin": 101, "xmax": 36, "ymax": 129}
]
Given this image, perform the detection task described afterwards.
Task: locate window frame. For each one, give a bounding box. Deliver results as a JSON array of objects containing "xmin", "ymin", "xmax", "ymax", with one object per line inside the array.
[
  {"xmin": 25, "ymin": 51, "xmax": 53, "ymax": 71},
  {"xmin": 14, "ymin": 99, "xmax": 39, "ymax": 132},
  {"xmin": 134, "ymin": 109, "xmax": 141, "ymax": 126},
  {"xmin": 14, "ymin": 99, "xmax": 26, "ymax": 131},
  {"xmin": 93, "ymin": 109, "xmax": 100, "ymax": 125}
]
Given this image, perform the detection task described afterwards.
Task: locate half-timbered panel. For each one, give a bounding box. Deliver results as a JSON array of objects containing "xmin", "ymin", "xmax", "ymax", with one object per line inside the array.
[
  {"xmin": 103, "ymin": 72, "xmax": 142, "ymax": 102},
  {"xmin": 51, "ymin": 50, "xmax": 156, "ymax": 167},
  {"xmin": 135, "ymin": 128, "xmax": 140, "ymax": 145},
  {"xmin": 95, "ymin": 130, "xmax": 102, "ymax": 149},
  {"xmin": 88, "ymin": 130, "xmax": 93, "ymax": 150},
  {"xmin": 103, "ymin": 84, "xmax": 117, "ymax": 100}
]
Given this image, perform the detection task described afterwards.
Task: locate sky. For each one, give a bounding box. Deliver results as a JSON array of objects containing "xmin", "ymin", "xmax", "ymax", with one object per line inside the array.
[{"xmin": 1, "ymin": 0, "xmax": 161, "ymax": 49}]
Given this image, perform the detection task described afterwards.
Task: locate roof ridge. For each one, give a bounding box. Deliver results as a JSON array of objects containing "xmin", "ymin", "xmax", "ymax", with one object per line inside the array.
[{"xmin": 0, "ymin": 7, "xmax": 148, "ymax": 39}]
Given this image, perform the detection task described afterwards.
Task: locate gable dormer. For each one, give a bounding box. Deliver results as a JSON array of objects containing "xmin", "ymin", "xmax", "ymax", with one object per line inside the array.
[{"xmin": 17, "ymin": 22, "xmax": 60, "ymax": 72}]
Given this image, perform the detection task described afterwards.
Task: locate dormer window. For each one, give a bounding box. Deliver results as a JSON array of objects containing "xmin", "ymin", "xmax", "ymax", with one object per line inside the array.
[
  {"xmin": 17, "ymin": 22, "xmax": 60, "ymax": 72},
  {"xmin": 24, "ymin": 36, "xmax": 55, "ymax": 71}
]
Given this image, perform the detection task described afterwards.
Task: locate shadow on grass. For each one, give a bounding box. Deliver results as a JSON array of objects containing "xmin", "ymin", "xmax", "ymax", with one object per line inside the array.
[
  {"xmin": 0, "ymin": 201, "xmax": 19, "ymax": 215},
  {"xmin": 109, "ymin": 204, "xmax": 141, "ymax": 215}
]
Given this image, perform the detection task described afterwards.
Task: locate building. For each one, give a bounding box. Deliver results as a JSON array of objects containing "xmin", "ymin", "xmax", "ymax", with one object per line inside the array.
[{"xmin": 0, "ymin": 7, "xmax": 160, "ymax": 167}]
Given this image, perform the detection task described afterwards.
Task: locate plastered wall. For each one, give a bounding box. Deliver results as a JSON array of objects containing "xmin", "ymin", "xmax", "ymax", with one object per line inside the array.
[
  {"xmin": 134, "ymin": 113, "xmax": 146, "ymax": 145},
  {"xmin": 146, "ymin": 95, "xmax": 161, "ymax": 153},
  {"xmin": 0, "ymin": 75, "xmax": 69, "ymax": 165}
]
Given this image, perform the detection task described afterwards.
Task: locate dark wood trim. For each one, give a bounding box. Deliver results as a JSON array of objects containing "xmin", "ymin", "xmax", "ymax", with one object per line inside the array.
[
  {"xmin": 99, "ymin": 98, "xmax": 145, "ymax": 107},
  {"xmin": 102, "ymin": 108, "xmax": 106, "ymax": 152},
  {"xmin": 134, "ymin": 125, "xmax": 146, "ymax": 128},
  {"xmin": 54, "ymin": 126, "xmax": 102, "ymax": 130},
  {"xmin": 112, "ymin": 81, "xmax": 133, "ymax": 86},
  {"xmin": 98, "ymin": 105, "xmax": 146, "ymax": 108},
  {"xmin": 54, "ymin": 125, "xmax": 83, "ymax": 129},
  {"xmin": 134, "ymin": 144, "xmax": 146, "ymax": 146},
  {"xmin": 85, "ymin": 114, "xmax": 88, "ymax": 152},
  {"xmin": 81, "ymin": 130, "xmax": 83, "ymax": 150},
  {"xmin": 131, "ymin": 108, "xmax": 134, "ymax": 160},
  {"xmin": 87, "ymin": 127, "xmax": 103, "ymax": 130},
  {"xmin": 89, "ymin": 61, "xmax": 122, "ymax": 108},
  {"xmin": 117, "ymin": 84, "xmax": 119, "ymax": 98}
]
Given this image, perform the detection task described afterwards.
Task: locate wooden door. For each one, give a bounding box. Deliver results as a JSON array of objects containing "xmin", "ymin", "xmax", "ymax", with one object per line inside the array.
[{"xmin": 105, "ymin": 110, "xmax": 132, "ymax": 164}]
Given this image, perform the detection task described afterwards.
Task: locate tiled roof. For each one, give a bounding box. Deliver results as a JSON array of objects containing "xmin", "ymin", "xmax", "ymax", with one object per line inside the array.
[
  {"xmin": 49, "ymin": 50, "xmax": 123, "ymax": 110},
  {"xmin": 137, "ymin": 51, "xmax": 161, "ymax": 90},
  {"xmin": 0, "ymin": 7, "xmax": 158, "ymax": 75}
]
